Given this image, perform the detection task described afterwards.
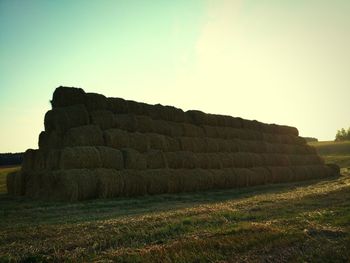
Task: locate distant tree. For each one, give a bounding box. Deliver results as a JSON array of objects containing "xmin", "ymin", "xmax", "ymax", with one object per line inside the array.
[
  {"xmin": 303, "ymin": 137, "xmax": 318, "ymax": 142},
  {"xmin": 335, "ymin": 127, "xmax": 350, "ymax": 141}
]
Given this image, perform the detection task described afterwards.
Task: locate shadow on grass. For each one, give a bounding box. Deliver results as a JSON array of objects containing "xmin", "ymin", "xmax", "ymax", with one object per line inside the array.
[{"xmin": 0, "ymin": 175, "xmax": 343, "ymax": 228}]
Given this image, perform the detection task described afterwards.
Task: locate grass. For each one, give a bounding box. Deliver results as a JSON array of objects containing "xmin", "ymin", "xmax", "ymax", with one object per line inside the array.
[
  {"xmin": 1, "ymin": 144, "xmax": 349, "ymax": 262},
  {"xmin": 309, "ymin": 140, "xmax": 350, "ymax": 168},
  {"xmin": 0, "ymin": 168, "xmax": 349, "ymax": 262}
]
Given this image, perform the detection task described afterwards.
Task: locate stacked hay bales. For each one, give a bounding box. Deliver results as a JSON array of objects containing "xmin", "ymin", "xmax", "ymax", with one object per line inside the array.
[{"xmin": 8, "ymin": 86, "xmax": 339, "ymax": 201}]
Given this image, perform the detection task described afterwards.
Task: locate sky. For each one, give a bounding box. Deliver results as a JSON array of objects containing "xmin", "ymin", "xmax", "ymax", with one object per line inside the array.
[{"xmin": 0, "ymin": 0, "xmax": 349, "ymax": 152}]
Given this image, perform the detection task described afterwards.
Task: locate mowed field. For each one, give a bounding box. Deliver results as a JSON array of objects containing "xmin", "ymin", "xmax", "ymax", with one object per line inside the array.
[{"xmin": 0, "ymin": 142, "xmax": 350, "ymax": 262}]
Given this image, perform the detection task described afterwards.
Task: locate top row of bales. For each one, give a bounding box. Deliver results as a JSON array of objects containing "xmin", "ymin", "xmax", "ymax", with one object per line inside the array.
[{"xmin": 51, "ymin": 87, "xmax": 299, "ymax": 136}]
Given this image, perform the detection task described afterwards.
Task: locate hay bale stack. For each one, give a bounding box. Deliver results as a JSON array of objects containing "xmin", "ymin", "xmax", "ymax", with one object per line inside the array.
[
  {"xmin": 44, "ymin": 104, "xmax": 90, "ymax": 133},
  {"xmin": 11, "ymin": 86, "xmax": 336, "ymax": 200},
  {"xmin": 6, "ymin": 171, "xmax": 24, "ymax": 195},
  {"xmin": 64, "ymin": 125, "xmax": 104, "ymax": 147}
]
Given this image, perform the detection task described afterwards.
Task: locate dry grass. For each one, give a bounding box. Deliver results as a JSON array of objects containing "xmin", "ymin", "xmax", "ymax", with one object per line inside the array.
[{"xmin": 0, "ymin": 167, "xmax": 349, "ymax": 262}]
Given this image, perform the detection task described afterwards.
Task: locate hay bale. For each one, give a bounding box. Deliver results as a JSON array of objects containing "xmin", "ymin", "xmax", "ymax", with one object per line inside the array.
[
  {"xmin": 267, "ymin": 167, "xmax": 294, "ymax": 183},
  {"xmin": 191, "ymin": 137, "xmax": 207, "ymax": 153},
  {"xmin": 169, "ymin": 107, "xmax": 186, "ymax": 122},
  {"xmin": 148, "ymin": 133, "xmax": 167, "ymax": 151},
  {"xmin": 46, "ymin": 150, "xmax": 61, "ymax": 170},
  {"xmin": 233, "ymin": 168, "xmax": 250, "ymax": 187},
  {"xmin": 249, "ymin": 167, "xmax": 270, "ymax": 186},
  {"xmin": 241, "ymin": 119, "xmax": 262, "ymax": 131},
  {"xmin": 143, "ymin": 169, "xmax": 169, "ymax": 195},
  {"xmin": 182, "ymin": 151, "xmax": 199, "ymax": 169},
  {"xmin": 178, "ymin": 137, "xmax": 195, "ymax": 152},
  {"xmin": 182, "ymin": 123, "xmax": 205, "ymax": 137},
  {"xmin": 59, "ymin": 147, "xmax": 101, "ymax": 169},
  {"xmin": 6, "ymin": 171, "xmax": 24, "ymax": 196},
  {"xmin": 32, "ymin": 150, "xmax": 47, "ymax": 171},
  {"xmin": 44, "ymin": 104, "xmax": 90, "ymax": 133},
  {"xmin": 217, "ymin": 139, "xmax": 232, "ymax": 152},
  {"xmin": 196, "ymin": 153, "xmax": 211, "ymax": 169},
  {"xmin": 206, "ymin": 114, "xmax": 219, "ymax": 126},
  {"xmin": 207, "ymin": 153, "xmax": 222, "ymax": 169},
  {"xmin": 165, "ymin": 152, "xmax": 184, "ymax": 169},
  {"xmin": 114, "ymin": 114, "xmax": 138, "ymax": 132},
  {"xmin": 90, "ymin": 110, "xmax": 115, "ymax": 130},
  {"xmin": 164, "ymin": 137, "xmax": 181, "ymax": 152},
  {"xmin": 107, "ymin": 97, "xmax": 129, "ymax": 113},
  {"xmin": 136, "ymin": 115, "xmax": 154, "ymax": 133},
  {"xmin": 85, "ymin": 92, "xmax": 107, "ymax": 111},
  {"xmin": 326, "ymin": 163, "xmax": 340, "ymax": 177},
  {"xmin": 218, "ymin": 153, "xmax": 233, "ymax": 168},
  {"xmin": 152, "ymin": 119, "xmax": 173, "ymax": 136},
  {"xmin": 231, "ymin": 153, "xmax": 257, "ymax": 168},
  {"xmin": 129, "ymin": 132, "xmax": 150, "ymax": 153},
  {"xmin": 48, "ymin": 169, "xmax": 98, "ymax": 201},
  {"xmin": 122, "ymin": 170, "xmax": 148, "ymax": 196},
  {"xmin": 206, "ymin": 138, "xmax": 219, "ymax": 152},
  {"xmin": 21, "ymin": 149, "xmax": 36, "ymax": 173},
  {"xmin": 228, "ymin": 117, "xmax": 243, "ymax": 129},
  {"xmin": 146, "ymin": 150, "xmax": 167, "ymax": 169},
  {"xmin": 96, "ymin": 169, "xmax": 124, "ymax": 198},
  {"xmin": 261, "ymin": 154, "xmax": 291, "ymax": 166},
  {"xmin": 210, "ymin": 169, "xmax": 233, "ymax": 189},
  {"xmin": 126, "ymin": 100, "xmax": 144, "ymax": 115},
  {"xmin": 203, "ymin": 125, "xmax": 219, "ymax": 138},
  {"xmin": 39, "ymin": 131, "xmax": 62, "ymax": 150},
  {"xmin": 97, "ymin": 146, "xmax": 123, "ymax": 170},
  {"xmin": 186, "ymin": 110, "xmax": 207, "ymax": 125},
  {"xmin": 51, "ymin": 86, "xmax": 86, "ymax": 108},
  {"xmin": 122, "ymin": 148, "xmax": 147, "ymax": 169},
  {"xmin": 104, "ymin": 128, "xmax": 130, "ymax": 149},
  {"xmin": 63, "ymin": 125, "xmax": 104, "ymax": 147}
]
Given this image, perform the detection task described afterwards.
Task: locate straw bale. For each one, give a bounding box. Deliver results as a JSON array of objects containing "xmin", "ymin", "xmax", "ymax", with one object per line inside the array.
[
  {"xmin": 48, "ymin": 169, "xmax": 98, "ymax": 201},
  {"xmin": 167, "ymin": 169, "xmax": 185, "ymax": 193},
  {"xmin": 267, "ymin": 167, "xmax": 294, "ymax": 183},
  {"xmin": 64, "ymin": 125, "xmax": 104, "ymax": 147},
  {"xmin": 85, "ymin": 92, "xmax": 107, "ymax": 111},
  {"xmin": 196, "ymin": 153, "xmax": 211, "ymax": 169},
  {"xmin": 129, "ymin": 132, "xmax": 150, "ymax": 152},
  {"xmin": 249, "ymin": 167, "xmax": 270, "ymax": 186},
  {"xmin": 106, "ymin": 97, "xmax": 129, "ymax": 113},
  {"xmin": 245, "ymin": 140, "xmax": 267, "ymax": 153},
  {"xmin": 228, "ymin": 139, "xmax": 241, "ymax": 152},
  {"xmin": 21, "ymin": 149, "xmax": 37, "ymax": 173},
  {"xmin": 209, "ymin": 169, "xmax": 233, "ymax": 189},
  {"xmin": 51, "ymin": 86, "xmax": 86, "ymax": 108},
  {"xmin": 44, "ymin": 104, "xmax": 90, "ymax": 133},
  {"xmin": 191, "ymin": 137, "xmax": 207, "ymax": 153},
  {"xmin": 178, "ymin": 137, "xmax": 195, "ymax": 152},
  {"xmin": 304, "ymin": 144, "xmax": 317, "ymax": 154},
  {"xmin": 146, "ymin": 150, "xmax": 167, "ymax": 169},
  {"xmin": 97, "ymin": 146, "xmax": 124, "ymax": 170},
  {"xmin": 278, "ymin": 125, "xmax": 299, "ymax": 136},
  {"xmin": 295, "ymin": 136, "xmax": 307, "ymax": 145},
  {"xmin": 164, "ymin": 137, "xmax": 181, "ymax": 152},
  {"xmin": 143, "ymin": 169, "xmax": 169, "ymax": 195},
  {"xmin": 136, "ymin": 115, "xmax": 154, "ymax": 133},
  {"xmin": 7, "ymin": 171, "xmax": 25, "ymax": 196},
  {"xmin": 218, "ymin": 153, "xmax": 233, "ymax": 168},
  {"xmin": 152, "ymin": 119, "xmax": 173, "ymax": 136},
  {"xmin": 97, "ymin": 169, "xmax": 124, "ymax": 198},
  {"xmin": 186, "ymin": 110, "xmax": 207, "ymax": 125},
  {"xmin": 182, "ymin": 123, "xmax": 205, "ymax": 137},
  {"xmin": 208, "ymin": 153, "xmax": 223, "ymax": 169},
  {"xmin": 122, "ymin": 148, "xmax": 147, "ymax": 169},
  {"xmin": 183, "ymin": 169, "xmax": 215, "ymax": 192},
  {"xmin": 165, "ymin": 152, "xmax": 184, "ymax": 169},
  {"xmin": 148, "ymin": 133, "xmax": 167, "ymax": 150},
  {"xmin": 39, "ymin": 130, "xmax": 62, "ymax": 150},
  {"xmin": 90, "ymin": 110, "xmax": 115, "ymax": 130},
  {"xmin": 59, "ymin": 147, "xmax": 101, "ymax": 169},
  {"xmin": 242, "ymin": 119, "xmax": 262, "ymax": 131},
  {"xmin": 169, "ymin": 107, "xmax": 186, "ymax": 122},
  {"xmin": 206, "ymin": 138, "xmax": 219, "ymax": 152},
  {"xmin": 104, "ymin": 128, "xmax": 130, "ymax": 149},
  {"xmin": 114, "ymin": 114, "xmax": 137, "ymax": 132},
  {"xmin": 182, "ymin": 151, "xmax": 199, "ymax": 169},
  {"xmin": 217, "ymin": 139, "xmax": 231, "ymax": 152},
  {"xmin": 206, "ymin": 114, "xmax": 219, "ymax": 126},
  {"xmin": 46, "ymin": 150, "xmax": 61, "ymax": 170},
  {"xmin": 261, "ymin": 154, "xmax": 291, "ymax": 166},
  {"xmin": 290, "ymin": 166, "xmax": 312, "ymax": 181},
  {"xmin": 326, "ymin": 163, "xmax": 340, "ymax": 177},
  {"xmin": 233, "ymin": 168, "xmax": 250, "ymax": 187},
  {"xmin": 32, "ymin": 150, "xmax": 46, "ymax": 171},
  {"xmin": 122, "ymin": 170, "xmax": 148, "ymax": 196},
  {"xmin": 288, "ymin": 155, "xmax": 323, "ymax": 166},
  {"xmin": 203, "ymin": 125, "xmax": 219, "ymax": 138},
  {"xmin": 24, "ymin": 171, "xmax": 44, "ymax": 198},
  {"xmin": 126, "ymin": 100, "xmax": 144, "ymax": 115}
]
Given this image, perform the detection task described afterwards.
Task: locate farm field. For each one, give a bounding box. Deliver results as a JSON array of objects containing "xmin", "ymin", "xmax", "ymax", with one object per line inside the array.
[{"xmin": 0, "ymin": 141, "xmax": 349, "ymax": 262}]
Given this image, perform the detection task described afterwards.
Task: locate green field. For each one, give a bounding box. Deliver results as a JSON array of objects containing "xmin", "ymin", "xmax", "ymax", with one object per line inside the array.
[
  {"xmin": 1, "ymin": 142, "xmax": 350, "ymax": 262},
  {"xmin": 310, "ymin": 140, "xmax": 350, "ymax": 168}
]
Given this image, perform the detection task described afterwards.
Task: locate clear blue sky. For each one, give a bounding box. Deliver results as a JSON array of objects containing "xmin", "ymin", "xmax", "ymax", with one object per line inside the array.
[{"xmin": 1, "ymin": 0, "xmax": 349, "ymax": 152}]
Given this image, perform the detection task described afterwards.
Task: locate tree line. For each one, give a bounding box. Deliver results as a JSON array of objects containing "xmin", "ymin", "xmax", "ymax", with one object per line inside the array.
[
  {"xmin": 335, "ymin": 127, "xmax": 350, "ymax": 141},
  {"xmin": 0, "ymin": 153, "xmax": 23, "ymax": 166}
]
